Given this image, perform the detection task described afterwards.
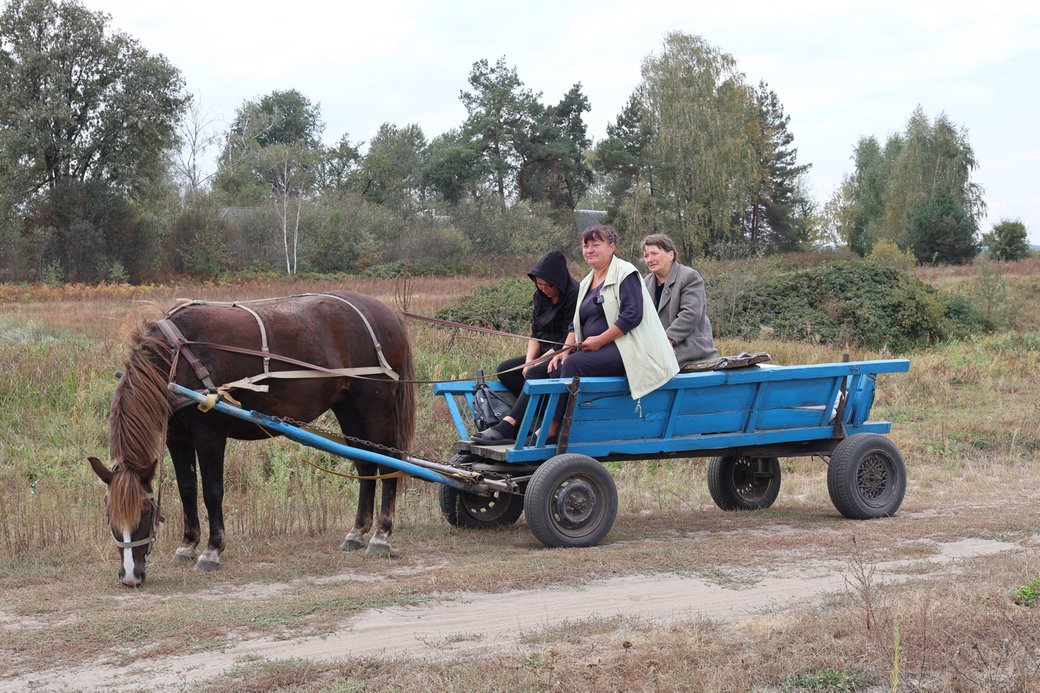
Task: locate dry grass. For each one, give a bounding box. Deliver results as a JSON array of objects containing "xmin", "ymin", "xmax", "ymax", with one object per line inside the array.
[{"xmin": 2, "ymin": 267, "xmax": 1040, "ymax": 691}]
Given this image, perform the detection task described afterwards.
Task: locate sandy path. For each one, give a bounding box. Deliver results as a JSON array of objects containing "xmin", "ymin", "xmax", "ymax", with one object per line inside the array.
[{"xmin": 0, "ymin": 537, "xmax": 1017, "ymax": 693}]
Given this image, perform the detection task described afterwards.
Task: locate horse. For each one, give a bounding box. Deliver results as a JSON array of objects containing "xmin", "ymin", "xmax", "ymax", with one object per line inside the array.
[{"xmin": 87, "ymin": 292, "xmax": 415, "ymax": 587}]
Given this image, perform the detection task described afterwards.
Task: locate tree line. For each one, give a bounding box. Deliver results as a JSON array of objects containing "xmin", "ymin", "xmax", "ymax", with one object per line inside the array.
[{"xmin": 0, "ymin": 0, "xmax": 1029, "ymax": 284}]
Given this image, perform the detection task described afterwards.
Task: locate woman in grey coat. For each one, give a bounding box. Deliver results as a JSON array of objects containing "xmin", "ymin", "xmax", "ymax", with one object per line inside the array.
[{"xmin": 642, "ymin": 233, "xmax": 719, "ymax": 368}]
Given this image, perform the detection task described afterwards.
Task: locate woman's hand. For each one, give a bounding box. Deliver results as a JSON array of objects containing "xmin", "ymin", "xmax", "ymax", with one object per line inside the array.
[
  {"xmin": 548, "ymin": 348, "xmax": 570, "ymax": 373},
  {"xmin": 579, "ymin": 325, "xmax": 623, "ymax": 353},
  {"xmin": 524, "ymin": 349, "xmax": 553, "ymax": 377}
]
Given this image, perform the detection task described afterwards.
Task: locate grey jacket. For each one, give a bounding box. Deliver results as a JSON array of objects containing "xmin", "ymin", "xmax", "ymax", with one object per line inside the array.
[{"xmin": 644, "ymin": 262, "xmax": 719, "ymax": 367}]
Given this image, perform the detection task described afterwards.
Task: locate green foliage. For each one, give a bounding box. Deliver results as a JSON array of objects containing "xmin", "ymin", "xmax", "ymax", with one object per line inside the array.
[
  {"xmin": 984, "ymin": 219, "xmax": 1030, "ymax": 262},
  {"xmin": 435, "ymin": 278, "xmax": 533, "ymax": 333},
  {"xmin": 962, "ymin": 260, "xmax": 1010, "ymax": 328},
  {"xmin": 866, "ymin": 238, "xmax": 916, "ymax": 273},
  {"xmin": 0, "ymin": 0, "xmax": 187, "ymax": 198},
  {"xmin": 1013, "ymin": 577, "xmax": 1040, "ymax": 607},
  {"xmin": 723, "ymin": 259, "xmax": 990, "ymax": 350},
  {"xmin": 841, "ymin": 108, "xmax": 984, "ymax": 257},
  {"xmin": 903, "ymin": 191, "xmax": 978, "ymax": 265},
  {"xmin": 781, "ymin": 667, "xmax": 871, "ymax": 692}
]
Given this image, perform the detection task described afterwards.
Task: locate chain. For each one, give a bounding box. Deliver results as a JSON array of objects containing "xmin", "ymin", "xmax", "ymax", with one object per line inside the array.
[{"xmin": 279, "ymin": 414, "xmax": 450, "ymax": 467}]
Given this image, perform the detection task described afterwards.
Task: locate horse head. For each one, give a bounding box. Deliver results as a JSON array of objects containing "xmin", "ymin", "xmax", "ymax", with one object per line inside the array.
[{"xmin": 88, "ymin": 456, "xmax": 159, "ymax": 588}]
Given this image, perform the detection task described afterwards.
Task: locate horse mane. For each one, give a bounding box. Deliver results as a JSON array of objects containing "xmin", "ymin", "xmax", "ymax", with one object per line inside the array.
[{"xmin": 107, "ymin": 323, "xmax": 172, "ymax": 531}]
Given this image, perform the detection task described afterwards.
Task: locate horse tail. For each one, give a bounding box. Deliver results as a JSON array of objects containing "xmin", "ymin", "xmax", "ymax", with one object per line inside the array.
[
  {"xmin": 109, "ymin": 466, "xmax": 145, "ymax": 535},
  {"xmin": 392, "ymin": 315, "xmax": 417, "ymax": 454}
]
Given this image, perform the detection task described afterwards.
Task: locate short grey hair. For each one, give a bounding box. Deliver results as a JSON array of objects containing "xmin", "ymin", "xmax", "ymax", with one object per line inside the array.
[{"xmin": 641, "ymin": 233, "xmax": 677, "ymax": 257}]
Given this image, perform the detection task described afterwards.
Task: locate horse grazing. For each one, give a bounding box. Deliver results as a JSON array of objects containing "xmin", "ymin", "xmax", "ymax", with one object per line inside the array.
[{"xmin": 88, "ymin": 292, "xmax": 415, "ymax": 587}]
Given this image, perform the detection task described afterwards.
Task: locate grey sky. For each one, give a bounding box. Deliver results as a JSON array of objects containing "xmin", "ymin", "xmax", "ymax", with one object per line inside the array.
[{"xmin": 82, "ymin": 0, "xmax": 1040, "ymax": 243}]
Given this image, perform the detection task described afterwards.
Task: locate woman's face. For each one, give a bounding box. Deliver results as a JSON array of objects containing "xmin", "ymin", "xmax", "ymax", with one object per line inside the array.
[
  {"xmin": 534, "ymin": 277, "xmax": 560, "ymax": 302},
  {"xmin": 582, "ymin": 236, "xmax": 616, "ymax": 271},
  {"xmin": 643, "ymin": 244, "xmax": 675, "ymax": 278}
]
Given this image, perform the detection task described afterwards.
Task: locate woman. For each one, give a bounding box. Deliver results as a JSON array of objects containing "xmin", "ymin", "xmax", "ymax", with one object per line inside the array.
[
  {"xmin": 543, "ymin": 225, "xmax": 678, "ymax": 440},
  {"xmin": 642, "ymin": 233, "xmax": 719, "ymax": 368},
  {"xmin": 472, "ymin": 251, "xmax": 578, "ymax": 443}
]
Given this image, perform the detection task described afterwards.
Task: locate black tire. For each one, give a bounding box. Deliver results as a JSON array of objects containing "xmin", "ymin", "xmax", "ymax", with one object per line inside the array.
[
  {"xmin": 438, "ymin": 453, "xmax": 524, "ymax": 529},
  {"xmin": 827, "ymin": 433, "xmax": 906, "ymax": 519},
  {"xmin": 438, "ymin": 485, "xmax": 524, "ymax": 529},
  {"xmin": 524, "ymin": 454, "xmax": 618, "ymax": 548},
  {"xmin": 707, "ymin": 456, "xmax": 781, "ymax": 511}
]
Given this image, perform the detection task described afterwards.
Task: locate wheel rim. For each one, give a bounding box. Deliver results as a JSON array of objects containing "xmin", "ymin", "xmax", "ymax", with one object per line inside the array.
[
  {"xmin": 731, "ymin": 457, "xmax": 774, "ymax": 503},
  {"xmin": 550, "ymin": 476, "xmax": 602, "ymax": 534},
  {"xmin": 857, "ymin": 451, "xmax": 895, "ymax": 507},
  {"xmin": 462, "ymin": 491, "xmax": 515, "ymax": 522}
]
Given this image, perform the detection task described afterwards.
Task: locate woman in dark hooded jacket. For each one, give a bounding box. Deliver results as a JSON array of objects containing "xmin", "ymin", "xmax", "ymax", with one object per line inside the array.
[{"xmin": 474, "ymin": 250, "xmax": 578, "ymax": 443}]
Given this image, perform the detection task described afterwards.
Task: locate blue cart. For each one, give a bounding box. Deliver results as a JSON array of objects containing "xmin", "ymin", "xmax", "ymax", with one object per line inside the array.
[
  {"xmin": 432, "ymin": 358, "xmax": 911, "ymax": 548},
  {"xmin": 171, "ymin": 358, "xmax": 910, "ymax": 549}
]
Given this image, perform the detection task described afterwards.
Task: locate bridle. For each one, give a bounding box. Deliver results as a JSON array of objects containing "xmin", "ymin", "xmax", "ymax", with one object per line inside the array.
[{"xmin": 111, "ymin": 491, "xmax": 160, "ymax": 556}]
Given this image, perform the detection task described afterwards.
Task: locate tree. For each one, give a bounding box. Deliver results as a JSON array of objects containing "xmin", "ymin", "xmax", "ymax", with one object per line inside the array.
[
  {"xmin": 746, "ymin": 82, "xmax": 812, "ymax": 253},
  {"xmin": 216, "ymin": 89, "xmax": 324, "ymax": 274},
  {"xmin": 174, "ymin": 94, "xmax": 222, "ymax": 200},
  {"xmin": 903, "ymin": 191, "xmax": 978, "ymax": 265},
  {"xmin": 633, "ymin": 32, "xmax": 762, "ymax": 258},
  {"xmin": 0, "ymin": 0, "xmax": 188, "ymax": 201},
  {"xmin": 516, "ymin": 84, "xmax": 593, "ymax": 211},
  {"xmin": 315, "ymin": 133, "xmax": 361, "ymax": 193},
  {"xmin": 840, "ymin": 108, "xmax": 985, "ymax": 258},
  {"xmin": 459, "ymin": 57, "xmax": 539, "ymax": 206},
  {"xmin": 592, "ymin": 94, "xmax": 654, "ymax": 219},
  {"xmin": 357, "ymin": 123, "xmax": 427, "ymax": 214},
  {"xmin": 984, "ymin": 219, "xmax": 1030, "ymax": 261}
]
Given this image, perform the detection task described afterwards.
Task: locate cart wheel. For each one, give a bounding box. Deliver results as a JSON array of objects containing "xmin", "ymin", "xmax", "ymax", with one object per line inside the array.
[
  {"xmin": 438, "ymin": 453, "xmax": 524, "ymax": 529},
  {"xmin": 524, "ymin": 453, "xmax": 617, "ymax": 548},
  {"xmin": 439, "ymin": 485, "xmax": 524, "ymax": 529},
  {"xmin": 707, "ymin": 456, "xmax": 781, "ymax": 511},
  {"xmin": 827, "ymin": 433, "xmax": 906, "ymax": 519}
]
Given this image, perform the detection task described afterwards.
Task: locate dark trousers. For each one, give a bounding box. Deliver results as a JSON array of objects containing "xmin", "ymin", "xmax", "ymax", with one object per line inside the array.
[{"xmin": 496, "ymin": 355, "xmax": 552, "ymax": 423}]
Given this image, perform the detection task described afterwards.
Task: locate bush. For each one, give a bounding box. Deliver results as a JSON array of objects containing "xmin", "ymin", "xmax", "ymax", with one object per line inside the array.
[
  {"xmin": 722, "ymin": 259, "xmax": 990, "ymax": 351},
  {"xmin": 435, "ymin": 278, "xmax": 533, "ymax": 333},
  {"xmin": 984, "ymin": 219, "xmax": 1030, "ymax": 262},
  {"xmin": 902, "ymin": 192, "xmax": 978, "ymax": 265}
]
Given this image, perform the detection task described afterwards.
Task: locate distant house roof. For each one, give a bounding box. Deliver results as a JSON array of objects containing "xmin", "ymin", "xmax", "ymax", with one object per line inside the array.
[{"xmin": 575, "ymin": 209, "xmax": 607, "ymax": 233}]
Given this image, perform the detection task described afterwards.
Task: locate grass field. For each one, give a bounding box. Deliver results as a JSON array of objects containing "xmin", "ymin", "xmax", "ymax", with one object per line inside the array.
[{"xmin": 1, "ymin": 261, "xmax": 1039, "ymax": 691}]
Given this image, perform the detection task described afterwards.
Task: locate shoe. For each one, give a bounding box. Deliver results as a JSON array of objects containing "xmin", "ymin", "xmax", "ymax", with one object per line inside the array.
[
  {"xmin": 472, "ymin": 424, "xmax": 515, "ymax": 445},
  {"xmin": 525, "ymin": 432, "xmax": 559, "ymax": 447}
]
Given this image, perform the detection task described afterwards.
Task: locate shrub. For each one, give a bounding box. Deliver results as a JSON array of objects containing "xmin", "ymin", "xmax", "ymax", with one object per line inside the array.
[
  {"xmin": 984, "ymin": 219, "xmax": 1030, "ymax": 262},
  {"xmin": 722, "ymin": 259, "xmax": 989, "ymax": 351},
  {"xmin": 435, "ymin": 278, "xmax": 533, "ymax": 333}
]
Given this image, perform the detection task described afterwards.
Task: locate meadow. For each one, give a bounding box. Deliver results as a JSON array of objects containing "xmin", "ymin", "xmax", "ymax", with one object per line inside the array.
[{"xmin": 1, "ymin": 259, "xmax": 1039, "ymax": 691}]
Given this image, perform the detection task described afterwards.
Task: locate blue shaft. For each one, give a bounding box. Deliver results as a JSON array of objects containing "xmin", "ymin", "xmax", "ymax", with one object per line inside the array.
[{"xmin": 167, "ymin": 383, "xmax": 469, "ymax": 490}]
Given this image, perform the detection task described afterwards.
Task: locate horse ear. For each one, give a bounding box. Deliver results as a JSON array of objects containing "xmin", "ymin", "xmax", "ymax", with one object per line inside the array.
[{"xmin": 88, "ymin": 456, "xmax": 114, "ymax": 485}]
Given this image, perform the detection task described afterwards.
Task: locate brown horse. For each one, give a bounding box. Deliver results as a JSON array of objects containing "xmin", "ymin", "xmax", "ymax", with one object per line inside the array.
[{"xmin": 88, "ymin": 292, "xmax": 415, "ymax": 587}]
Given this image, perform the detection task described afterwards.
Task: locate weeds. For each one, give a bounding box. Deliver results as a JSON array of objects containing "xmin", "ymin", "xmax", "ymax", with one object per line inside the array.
[{"xmin": 1014, "ymin": 578, "xmax": 1040, "ymax": 607}]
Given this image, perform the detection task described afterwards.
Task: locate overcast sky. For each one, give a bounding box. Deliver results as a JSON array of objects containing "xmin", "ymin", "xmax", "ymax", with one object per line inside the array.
[{"xmin": 81, "ymin": 0, "xmax": 1040, "ymax": 244}]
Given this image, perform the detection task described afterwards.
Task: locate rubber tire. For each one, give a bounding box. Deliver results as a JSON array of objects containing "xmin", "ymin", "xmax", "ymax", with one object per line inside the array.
[
  {"xmin": 524, "ymin": 453, "xmax": 618, "ymax": 548},
  {"xmin": 707, "ymin": 456, "xmax": 781, "ymax": 511},
  {"xmin": 438, "ymin": 485, "xmax": 524, "ymax": 529},
  {"xmin": 827, "ymin": 433, "xmax": 906, "ymax": 519}
]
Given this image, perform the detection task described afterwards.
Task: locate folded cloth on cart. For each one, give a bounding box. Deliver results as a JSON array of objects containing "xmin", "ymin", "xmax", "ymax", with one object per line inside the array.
[{"xmin": 680, "ymin": 352, "xmax": 771, "ymax": 373}]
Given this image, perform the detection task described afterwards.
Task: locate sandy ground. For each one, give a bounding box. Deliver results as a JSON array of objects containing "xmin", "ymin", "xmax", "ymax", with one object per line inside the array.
[{"xmin": 1, "ymin": 536, "xmax": 1023, "ymax": 693}]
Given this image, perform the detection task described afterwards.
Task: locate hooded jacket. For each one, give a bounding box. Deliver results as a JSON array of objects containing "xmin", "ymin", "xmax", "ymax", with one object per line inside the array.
[{"xmin": 527, "ymin": 251, "xmax": 579, "ymax": 355}]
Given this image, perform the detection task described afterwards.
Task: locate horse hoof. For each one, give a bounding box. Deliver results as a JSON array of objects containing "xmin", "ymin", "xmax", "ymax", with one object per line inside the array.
[
  {"xmin": 195, "ymin": 559, "xmax": 220, "ymax": 572},
  {"xmin": 340, "ymin": 538, "xmax": 366, "ymax": 552},
  {"xmin": 364, "ymin": 539, "xmax": 392, "ymax": 557},
  {"xmin": 173, "ymin": 547, "xmax": 198, "ymax": 563}
]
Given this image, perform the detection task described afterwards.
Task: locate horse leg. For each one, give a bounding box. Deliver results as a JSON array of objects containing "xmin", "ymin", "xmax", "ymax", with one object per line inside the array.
[
  {"xmin": 167, "ymin": 437, "xmax": 201, "ymax": 562},
  {"xmin": 341, "ymin": 460, "xmax": 376, "ymax": 552},
  {"xmin": 194, "ymin": 432, "xmax": 228, "ymax": 572},
  {"xmin": 364, "ymin": 474, "xmax": 397, "ymax": 557}
]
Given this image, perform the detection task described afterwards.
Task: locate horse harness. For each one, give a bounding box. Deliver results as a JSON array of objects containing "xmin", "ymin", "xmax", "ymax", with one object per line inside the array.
[{"xmin": 159, "ymin": 293, "xmax": 401, "ymax": 411}]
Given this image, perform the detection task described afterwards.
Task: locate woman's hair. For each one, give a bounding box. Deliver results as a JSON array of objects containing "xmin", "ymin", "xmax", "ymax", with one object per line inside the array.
[
  {"xmin": 582, "ymin": 224, "xmax": 620, "ymax": 246},
  {"xmin": 641, "ymin": 233, "xmax": 677, "ymax": 257}
]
